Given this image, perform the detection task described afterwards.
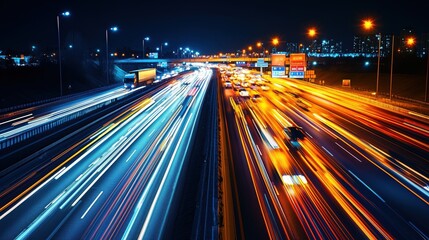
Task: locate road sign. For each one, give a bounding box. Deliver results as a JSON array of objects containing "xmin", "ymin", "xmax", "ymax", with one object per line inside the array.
[
  {"xmin": 289, "ymin": 71, "xmax": 304, "ymax": 78},
  {"xmin": 256, "ymin": 62, "xmax": 268, "ymax": 67},
  {"xmin": 272, "ymin": 66, "xmax": 286, "ymax": 77},
  {"xmin": 289, "ymin": 53, "xmax": 306, "ymax": 79}
]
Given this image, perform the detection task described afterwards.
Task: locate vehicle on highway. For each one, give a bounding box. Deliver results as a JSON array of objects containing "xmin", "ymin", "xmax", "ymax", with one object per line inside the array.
[
  {"xmin": 282, "ymin": 174, "xmax": 308, "ymax": 185},
  {"xmin": 251, "ymin": 93, "xmax": 262, "ymax": 102},
  {"xmin": 123, "ymin": 68, "xmax": 156, "ymax": 89},
  {"xmin": 261, "ymin": 84, "xmax": 270, "ymax": 91},
  {"xmin": 224, "ymin": 80, "xmax": 232, "ymax": 88},
  {"xmin": 296, "ymin": 99, "xmax": 311, "ymax": 110},
  {"xmin": 238, "ymin": 88, "xmax": 250, "ymax": 97},
  {"xmin": 233, "ymin": 81, "xmax": 241, "ymax": 91},
  {"xmin": 283, "ymin": 126, "xmax": 305, "ymax": 147}
]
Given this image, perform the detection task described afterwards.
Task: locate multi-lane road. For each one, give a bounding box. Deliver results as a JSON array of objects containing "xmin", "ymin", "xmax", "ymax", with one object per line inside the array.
[
  {"xmin": 1, "ymin": 64, "xmax": 429, "ymax": 239},
  {"xmin": 0, "ymin": 67, "xmax": 217, "ymax": 239},
  {"xmin": 220, "ymin": 67, "xmax": 429, "ymax": 239}
]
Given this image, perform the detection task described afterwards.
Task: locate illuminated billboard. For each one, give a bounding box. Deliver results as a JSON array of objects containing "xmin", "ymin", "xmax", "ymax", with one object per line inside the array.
[
  {"xmin": 289, "ymin": 53, "xmax": 306, "ymax": 79},
  {"xmin": 271, "ymin": 53, "xmax": 286, "ymax": 66}
]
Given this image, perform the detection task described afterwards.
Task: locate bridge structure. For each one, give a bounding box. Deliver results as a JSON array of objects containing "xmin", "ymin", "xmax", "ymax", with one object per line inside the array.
[{"xmin": 114, "ymin": 57, "xmax": 272, "ymax": 65}]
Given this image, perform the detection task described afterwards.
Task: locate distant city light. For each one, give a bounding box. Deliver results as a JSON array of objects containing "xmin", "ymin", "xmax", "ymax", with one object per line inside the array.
[
  {"xmin": 110, "ymin": 26, "xmax": 118, "ymax": 31},
  {"xmin": 312, "ymin": 61, "xmax": 317, "ymax": 66},
  {"xmin": 96, "ymin": 49, "xmax": 100, "ymax": 52},
  {"xmin": 156, "ymin": 47, "xmax": 160, "ymax": 51},
  {"xmin": 364, "ymin": 61, "xmax": 370, "ymax": 66},
  {"xmin": 62, "ymin": 11, "xmax": 70, "ymax": 16},
  {"xmin": 68, "ymin": 45, "xmax": 73, "ymax": 48}
]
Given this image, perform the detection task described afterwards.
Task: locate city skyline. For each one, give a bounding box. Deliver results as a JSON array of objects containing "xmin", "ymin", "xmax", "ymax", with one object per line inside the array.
[{"xmin": 1, "ymin": 0, "xmax": 427, "ymax": 54}]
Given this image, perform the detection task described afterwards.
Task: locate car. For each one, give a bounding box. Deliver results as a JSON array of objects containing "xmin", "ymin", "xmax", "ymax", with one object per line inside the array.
[
  {"xmin": 282, "ymin": 174, "xmax": 308, "ymax": 185},
  {"xmin": 238, "ymin": 88, "xmax": 250, "ymax": 97},
  {"xmin": 251, "ymin": 93, "xmax": 262, "ymax": 101},
  {"xmin": 260, "ymin": 84, "xmax": 270, "ymax": 91},
  {"xmin": 284, "ymin": 126, "xmax": 305, "ymax": 140},
  {"xmin": 224, "ymin": 80, "xmax": 232, "ymax": 88},
  {"xmin": 283, "ymin": 126, "xmax": 305, "ymax": 148},
  {"xmin": 296, "ymin": 99, "xmax": 311, "ymax": 110}
]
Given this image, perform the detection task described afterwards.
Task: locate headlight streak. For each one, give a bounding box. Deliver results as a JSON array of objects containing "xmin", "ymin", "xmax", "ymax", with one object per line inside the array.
[
  {"xmin": 232, "ymin": 99, "xmax": 293, "ymax": 239},
  {"xmin": 237, "ymin": 75, "xmax": 429, "ymax": 238},
  {"xmin": 0, "ymin": 78, "xmax": 184, "ymax": 228},
  {"xmin": 77, "ymin": 69, "xmax": 212, "ymax": 239},
  {"xmin": 314, "ymin": 113, "xmax": 429, "ymax": 205}
]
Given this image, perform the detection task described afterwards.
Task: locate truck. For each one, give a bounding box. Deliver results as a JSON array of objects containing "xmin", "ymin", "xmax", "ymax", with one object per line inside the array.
[{"xmin": 123, "ymin": 68, "xmax": 156, "ymax": 89}]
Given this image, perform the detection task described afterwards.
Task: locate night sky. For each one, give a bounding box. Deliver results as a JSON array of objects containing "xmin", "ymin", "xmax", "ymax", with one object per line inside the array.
[{"xmin": 0, "ymin": 0, "xmax": 427, "ymax": 54}]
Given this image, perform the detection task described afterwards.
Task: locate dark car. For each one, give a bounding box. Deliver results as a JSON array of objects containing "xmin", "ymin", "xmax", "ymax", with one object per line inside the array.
[{"xmin": 283, "ymin": 126, "xmax": 305, "ymax": 141}]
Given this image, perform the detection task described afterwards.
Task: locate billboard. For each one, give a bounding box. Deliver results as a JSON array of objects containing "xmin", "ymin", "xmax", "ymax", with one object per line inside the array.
[
  {"xmin": 289, "ymin": 53, "xmax": 306, "ymax": 79},
  {"xmin": 271, "ymin": 53, "xmax": 286, "ymax": 66},
  {"xmin": 342, "ymin": 79, "xmax": 351, "ymax": 87},
  {"xmin": 148, "ymin": 52, "xmax": 158, "ymax": 59}
]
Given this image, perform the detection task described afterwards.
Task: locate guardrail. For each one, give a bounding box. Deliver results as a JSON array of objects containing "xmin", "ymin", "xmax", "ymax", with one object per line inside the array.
[{"xmin": 0, "ymin": 92, "xmax": 125, "ymax": 151}]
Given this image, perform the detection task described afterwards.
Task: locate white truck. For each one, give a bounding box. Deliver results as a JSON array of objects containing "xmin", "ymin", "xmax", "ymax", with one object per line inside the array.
[{"xmin": 123, "ymin": 68, "xmax": 156, "ymax": 89}]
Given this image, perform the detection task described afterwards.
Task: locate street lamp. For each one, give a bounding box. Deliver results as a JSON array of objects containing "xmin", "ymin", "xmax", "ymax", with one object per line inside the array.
[
  {"xmin": 363, "ymin": 19, "xmax": 381, "ymax": 97},
  {"xmin": 389, "ymin": 36, "xmax": 416, "ymax": 100},
  {"xmin": 426, "ymin": 43, "xmax": 429, "ymax": 102},
  {"xmin": 57, "ymin": 11, "xmax": 70, "ymax": 97},
  {"xmin": 256, "ymin": 42, "xmax": 265, "ymax": 57},
  {"xmin": 106, "ymin": 26, "xmax": 118, "ymax": 85},
  {"xmin": 308, "ymin": 28, "xmax": 317, "ymax": 38},
  {"xmin": 272, "ymin": 37, "xmax": 279, "ymax": 53},
  {"xmin": 142, "ymin": 36, "xmax": 149, "ymax": 58},
  {"xmin": 160, "ymin": 42, "xmax": 168, "ymax": 58}
]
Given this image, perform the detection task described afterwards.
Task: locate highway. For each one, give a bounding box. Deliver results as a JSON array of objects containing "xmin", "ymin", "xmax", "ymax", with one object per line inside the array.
[
  {"xmin": 0, "ymin": 68, "xmax": 215, "ymax": 239},
  {"xmin": 220, "ymin": 67, "xmax": 429, "ymax": 239}
]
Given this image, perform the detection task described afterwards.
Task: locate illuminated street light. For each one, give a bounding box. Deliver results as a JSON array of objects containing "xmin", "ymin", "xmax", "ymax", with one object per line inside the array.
[
  {"xmin": 142, "ymin": 36, "xmax": 149, "ymax": 58},
  {"xmin": 256, "ymin": 42, "xmax": 265, "ymax": 57},
  {"xmin": 272, "ymin": 38, "xmax": 280, "ymax": 53},
  {"xmin": 57, "ymin": 11, "xmax": 70, "ymax": 97},
  {"xmin": 407, "ymin": 37, "xmax": 415, "ymax": 46},
  {"xmin": 272, "ymin": 38, "xmax": 279, "ymax": 46},
  {"xmin": 363, "ymin": 19, "xmax": 374, "ymax": 30},
  {"xmin": 362, "ymin": 18, "xmax": 381, "ymax": 97},
  {"xmin": 308, "ymin": 28, "xmax": 317, "ymax": 38},
  {"xmin": 389, "ymin": 36, "xmax": 416, "ymax": 100},
  {"xmin": 106, "ymin": 26, "xmax": 118, "ymax": 85}
]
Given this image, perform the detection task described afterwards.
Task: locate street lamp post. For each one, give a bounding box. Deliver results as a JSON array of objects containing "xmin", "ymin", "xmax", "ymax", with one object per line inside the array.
[
  {"xmin": 106, "ymin": 26, "xmax": 118, "ymax": 85},
  {"xmin": 389, "ymin": 35, "xmax": 395, "ymax": 100},
  {"xmin": 363, "ymin": 19, "xmax": 381, "ymax": 97},
  {"xmin": 272, "ymin": 38, "xmax": 279, "ymax": 53},
  {"xmin": 160, "ymin": 42, "xmax": 168, "ymax": 58},
  {"xmin": 142, "ymin": 37, "xmax": 149, "ymax": 58},
  {"xmin": 376, "ymin": 33, "xmax": 381, "ymax": 97},
  {"xmin": 426, "ymin": 42, "xmax": 429, "ymax": 102},
  {"xmin": 57, "ymin": 11, "xmax": 70, "ymax": 97},
  {"xmin": 256, "ymin": 42, "xmax": 265, "ymax": 57}
]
